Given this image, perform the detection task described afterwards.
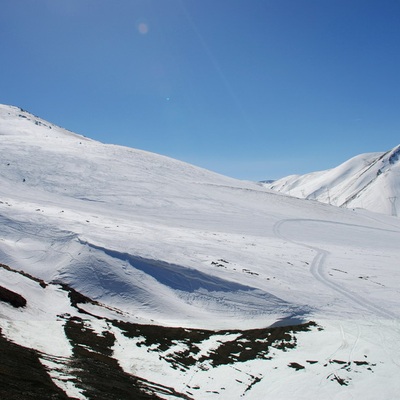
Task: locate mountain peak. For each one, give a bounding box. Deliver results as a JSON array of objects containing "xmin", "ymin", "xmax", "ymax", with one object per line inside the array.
[
  {"xmin": 264, "ymin": 144, "xmax": 400, "ymax": 216},
  {"xmin": 0, "ymin": 103, "xmax": 88, "ymax": 142}
]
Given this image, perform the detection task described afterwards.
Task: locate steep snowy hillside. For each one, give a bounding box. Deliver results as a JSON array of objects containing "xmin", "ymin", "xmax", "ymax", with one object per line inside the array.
[
  {"xmin": 265, "ymin": 145, "xmax": 400, "ymax": 216},
  {"xmin": 1, "ymin": 104, "xmax": 400, "ymax": 399}
]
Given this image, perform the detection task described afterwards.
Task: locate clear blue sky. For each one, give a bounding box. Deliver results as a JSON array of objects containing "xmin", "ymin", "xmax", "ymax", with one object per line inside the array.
[{"xmin": 1, "ymin": 0, "xmax": 399, "ymax": 180}]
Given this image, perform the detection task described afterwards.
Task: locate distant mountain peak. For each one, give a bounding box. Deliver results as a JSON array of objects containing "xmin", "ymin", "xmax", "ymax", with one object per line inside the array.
[{"xmin": 264, "ymin": 144, "xmax": 400, "ymax": 216}]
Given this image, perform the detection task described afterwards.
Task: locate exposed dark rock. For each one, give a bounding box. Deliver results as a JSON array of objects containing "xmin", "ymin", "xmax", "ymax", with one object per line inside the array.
[
  {"xmin": 0, "ymin": 285, "xmax": 26, "ymax": 308},
  {"xmin": 288, "ymin": 362, "xmax": 305, "ymax": 370}
]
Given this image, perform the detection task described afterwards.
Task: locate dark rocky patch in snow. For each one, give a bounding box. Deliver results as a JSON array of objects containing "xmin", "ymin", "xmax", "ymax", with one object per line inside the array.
[
  {"xmin": 64, "ymin": 317, "xmax": 192, "ymax": 399},
  {"xmin": 55, "ymin": 282, "xmax": 99, "ymax": 311},
  {"xmin": 114, "ymin": 319, "xmax": 318, "ymax": 369},
  {"xmin": 0, "ymin": 285, "xmax": 26, "ymax": 308},
  {"xmin": 388, "ymin": 145, "xmax": 400, "ymax": 165},
  {"xmin": 0, "ymin": 328, "xmax": 70, "ymax": 399},
  {"xmin": 288, "ymin": 362, "xmax": 305, "ymax": 370},
  {"xmin": 204, "ymin": 322, "xmax": 317, "ymax": 366}
]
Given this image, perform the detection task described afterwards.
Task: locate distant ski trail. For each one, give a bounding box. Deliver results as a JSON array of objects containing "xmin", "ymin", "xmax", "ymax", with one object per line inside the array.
[{"xmin": 273, "ymin": 218, "xmax": 398, "ymax": 319}]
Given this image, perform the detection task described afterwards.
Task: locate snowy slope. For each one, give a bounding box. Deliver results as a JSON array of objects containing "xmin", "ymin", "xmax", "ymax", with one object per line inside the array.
[
  {"xmin": 1, "ymin": 104, "xmax": 400, "ymax": 399},
  {"xmin": 264, "ymin": 145, "xmax": 400, "ymax": 216}
]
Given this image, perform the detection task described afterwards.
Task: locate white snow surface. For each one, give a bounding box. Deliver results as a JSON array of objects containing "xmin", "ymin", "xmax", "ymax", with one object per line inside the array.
[
  {"xmin": 265, "ymin": 144, "xmax": 400, "ymax": 216},
  {"xmin": 1, "ymin": 104, "xmax": 400, "ymax": 399}
]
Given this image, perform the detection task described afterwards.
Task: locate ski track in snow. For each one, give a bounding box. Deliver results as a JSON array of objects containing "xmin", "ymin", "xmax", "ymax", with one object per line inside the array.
[{"xmin": 273, "ymin": 218, "xmax": 399, "ymax": 320}]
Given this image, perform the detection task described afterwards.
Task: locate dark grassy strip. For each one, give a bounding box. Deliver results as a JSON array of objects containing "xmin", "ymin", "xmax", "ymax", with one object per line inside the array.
[
  {"xmin": 0, "ymin": 328, "xmax": 72, "ymax": 399},
  {"xmin": 64, "ymin": 317, "xmax": 191, "ymax": 400},
  {"xmin": 0, "ymin": 263, "xmax": 47, "ymax": 288},
  {"xmin": 114, "ymin": 320, "xmax": 317, "ymax": 368}
]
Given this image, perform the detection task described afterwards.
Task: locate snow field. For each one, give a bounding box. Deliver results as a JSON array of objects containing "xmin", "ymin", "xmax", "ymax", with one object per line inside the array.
[{"xmin": 1, "ymin": 104, "xmax": 400, "ymax": 398}]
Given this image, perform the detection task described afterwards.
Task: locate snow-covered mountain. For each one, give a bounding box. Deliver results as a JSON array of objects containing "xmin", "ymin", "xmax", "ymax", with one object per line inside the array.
[
  {"xmin": 264, "ymin": 145, "xmax": 400, "ymax": 216},
  {"xmin": 1, "ymin": 104, "xmax": 400, "ymax": 399}
]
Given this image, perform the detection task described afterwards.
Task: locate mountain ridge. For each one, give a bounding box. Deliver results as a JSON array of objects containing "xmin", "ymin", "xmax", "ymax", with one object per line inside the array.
[{"xmin": 265, "ymin": 144, "xmax": 400, "ymax": 216}]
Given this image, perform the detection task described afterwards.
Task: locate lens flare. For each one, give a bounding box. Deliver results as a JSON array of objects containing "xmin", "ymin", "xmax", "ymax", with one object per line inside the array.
[{"xmin": 137, "ymin": 22, "xmax": 149, "ymax": 35}]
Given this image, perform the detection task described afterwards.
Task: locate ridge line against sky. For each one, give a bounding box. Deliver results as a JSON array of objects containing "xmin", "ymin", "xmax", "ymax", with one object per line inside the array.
[{"xmin": 1, "ymin": 0, "xmax": 399, "ymax": 180}]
